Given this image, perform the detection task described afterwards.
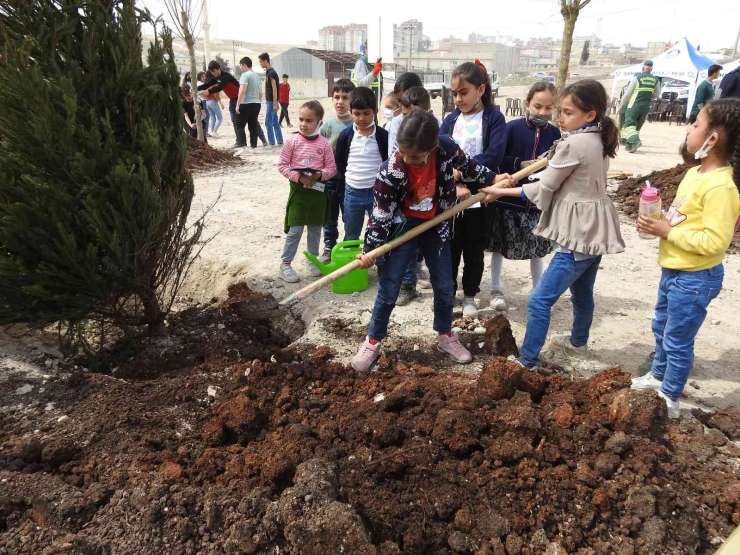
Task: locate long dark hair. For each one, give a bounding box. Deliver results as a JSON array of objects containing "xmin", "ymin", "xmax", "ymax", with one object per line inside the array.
[
  {"xmin": 704, "ymin": 98, "xmax": 740, "ymax": 188},
  {"xmin": 397, "ymin": 110, "xmax": 439, "ymax": 151},
  {"xmin": 559, "ymin": 79, "xmax": 618, "ymax": 158},
  {"xmin": 452, "ymin": 61, "xmax": 492, "ymax": 108}
]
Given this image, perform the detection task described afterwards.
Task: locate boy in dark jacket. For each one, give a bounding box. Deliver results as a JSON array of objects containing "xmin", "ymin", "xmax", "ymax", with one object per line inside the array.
[{"xmin": 334, "ymin": 87, "xmax": 389, "ymax": 242}]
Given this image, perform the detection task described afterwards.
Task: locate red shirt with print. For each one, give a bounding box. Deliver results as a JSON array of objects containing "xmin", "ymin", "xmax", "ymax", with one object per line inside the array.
[
  {"xmin": 401, "ymin": 152, "xmax": 438, "ymax": 220},
  {"xmin": 279, "ymin": 82, "xmax": 290, "ymax": 104}
]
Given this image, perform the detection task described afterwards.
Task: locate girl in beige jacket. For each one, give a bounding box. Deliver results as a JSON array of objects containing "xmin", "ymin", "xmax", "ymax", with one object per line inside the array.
[{"xmin": 482, "ymin": 80, "xmax": 625, "ymax": 371}]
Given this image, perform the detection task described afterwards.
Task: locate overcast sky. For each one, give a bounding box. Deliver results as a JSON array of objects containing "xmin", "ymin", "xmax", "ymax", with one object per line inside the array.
[{"xmin": 142, "ymin": 0, "xmax": 739, "ymax": 53}]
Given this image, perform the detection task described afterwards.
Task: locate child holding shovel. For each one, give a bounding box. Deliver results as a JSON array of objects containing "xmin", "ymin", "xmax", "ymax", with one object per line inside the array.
[
  {"xmin": 351, "ymin": 110, "xmax": 514, "ymax": 371},
  {"xmin": 277, "ymin": 101, "xmax": 337, "ymax": 283}
]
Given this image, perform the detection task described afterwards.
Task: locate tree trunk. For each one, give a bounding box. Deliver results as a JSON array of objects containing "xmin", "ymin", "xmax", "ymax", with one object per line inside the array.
[
  {"xmin": 557, "ymin": 6, "xmax": 579, "ymax": 88},
  {"xmin": 181, "ymin": 11, "xmax": 204, "ymax": 142}
]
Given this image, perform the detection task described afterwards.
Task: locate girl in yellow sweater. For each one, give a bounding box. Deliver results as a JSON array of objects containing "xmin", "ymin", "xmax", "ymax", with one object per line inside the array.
[{"xmin": 634, "ymin": 98, "xmax": 740, "ymax": 418}]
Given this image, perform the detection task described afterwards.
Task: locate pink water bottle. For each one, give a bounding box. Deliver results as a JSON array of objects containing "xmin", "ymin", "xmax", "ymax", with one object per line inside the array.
[{"xmin": 638, "ymin": 181, "xmax": 662, "ymax": 240}]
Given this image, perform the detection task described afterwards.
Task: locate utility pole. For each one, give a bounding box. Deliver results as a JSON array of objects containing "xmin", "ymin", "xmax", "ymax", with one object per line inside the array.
[
  {"xmin": 407, "ymin": 27, "xmax": 414, "ymax": 71},
  {"xmin": 202, "ymin": 0, "xmax": 210, "ymax": 64},
  {"xmin": 733, "ymin": 24, "xmax": 740, "ymax": 58}
]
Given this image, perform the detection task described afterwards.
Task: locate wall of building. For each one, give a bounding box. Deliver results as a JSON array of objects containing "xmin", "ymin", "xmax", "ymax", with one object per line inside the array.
[
  {"xmin": 284, "ymin": 78, "xmax": 329, "ymax": 99},
  {"xmin": 272, "ymin": 48, "xmax": 326, "ymax": 80},
  {"xmin": 394, "ymin": 43, "xmax": 521, "ymax": 78}
]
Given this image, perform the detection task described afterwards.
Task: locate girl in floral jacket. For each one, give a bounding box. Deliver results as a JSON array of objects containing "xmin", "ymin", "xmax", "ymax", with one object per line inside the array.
[{"xmin": 351, "ymin": 110, "xmax": 513, "ymax": 371}]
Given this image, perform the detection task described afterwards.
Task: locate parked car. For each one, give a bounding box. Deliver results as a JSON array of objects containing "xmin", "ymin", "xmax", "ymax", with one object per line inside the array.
[
  {"xmin": 531, "ymin": 72, "xmax": 547, "ymax": 78},
  {"xmin": 570, "ymin": 72, "xmax": 581, "ymax": 77},
  {"xmin": 661, "ymin": 79, "xmax": 690, "ymax": 101},
  {"xmin": 543, "ymin": 76, "xmax": 556, "ymax": 85}
]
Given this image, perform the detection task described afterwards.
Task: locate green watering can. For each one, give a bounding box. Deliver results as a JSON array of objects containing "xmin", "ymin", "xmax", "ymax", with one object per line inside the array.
[{"xmin": 304, "ymin": 240, "xmax": 369, "ymax": 294}]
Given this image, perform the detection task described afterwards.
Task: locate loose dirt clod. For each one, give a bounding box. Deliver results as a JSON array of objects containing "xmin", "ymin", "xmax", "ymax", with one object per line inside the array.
[{"xmin": 2, "ymin": 285, "xmax": 740, "ymax": 553}]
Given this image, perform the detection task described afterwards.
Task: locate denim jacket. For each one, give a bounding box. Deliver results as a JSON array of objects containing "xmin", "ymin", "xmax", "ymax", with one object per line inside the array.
[{"xmin": 363, "ymin": 136, "xmax": 496, "ymax": 254}]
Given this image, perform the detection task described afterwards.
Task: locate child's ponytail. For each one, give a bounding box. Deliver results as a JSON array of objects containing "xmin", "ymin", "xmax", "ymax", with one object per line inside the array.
[
  {"xmin": 559, "ymin": 79, "xmax": 619, "ymax": 158},
  {"xmin": 704, "ymin": 99, "xmax": 740, "ymax": 189},
  {"xmin": 598, "ymin": 115, "xmax": 619, "ymax": 159}
]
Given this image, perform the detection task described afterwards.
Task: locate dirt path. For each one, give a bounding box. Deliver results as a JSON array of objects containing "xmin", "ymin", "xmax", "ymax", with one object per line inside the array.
[{"xmin": 181, "ymin": 90, "xmax": 740, "ymax": 412}]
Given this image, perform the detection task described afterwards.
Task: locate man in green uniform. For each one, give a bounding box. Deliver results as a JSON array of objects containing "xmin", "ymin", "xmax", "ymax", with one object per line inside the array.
[
  {"xmin": 351, "ymin": 44, "xmax": 382, "ymax": 106},
  {"xmin": 689, "ymin": 64, "xmax": 722, "ymax": 124},
  {"xmin": 619, "ymin": 60, "xmax": 661, "ymax": 153}
]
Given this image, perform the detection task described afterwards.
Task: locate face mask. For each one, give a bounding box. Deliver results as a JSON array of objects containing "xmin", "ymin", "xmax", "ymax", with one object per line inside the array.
[
  {"xmin": 694, "ymin": 133, "xmax": 717, "ymax": 159},
  {"xmin": 527, "ymin": 113, "xmax": 550, "ymax": 128},
  {"xmin": 336, "ymin": 109, "xmax": 350, "ymax": 118},
  {"xmin": 303, "ymin": 120, "xmax": 323, "ymax": 137},
  {"xmin": 384, "ymin": 108, "xmax": 396, "ymax": 122}
]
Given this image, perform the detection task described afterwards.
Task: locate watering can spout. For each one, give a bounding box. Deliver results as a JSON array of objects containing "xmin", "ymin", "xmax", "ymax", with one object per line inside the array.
[{"xmin": 303, "ymin": 251, "xmax": 335, "ymax": 275}]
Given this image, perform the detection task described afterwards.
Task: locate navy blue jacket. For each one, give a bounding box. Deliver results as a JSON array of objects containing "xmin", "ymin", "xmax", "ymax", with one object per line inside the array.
[
  {"xmin": 719, "ymin": 67, "xmax": 740, "ymax": 100},
  {"xmin": 334, "ymin": 125, "xmax": 389, "ymax": 183},
  {"xmin": 439, "ymin": 104, "xmax": 507, "ymax": 194},
  {"xmin": 499, "ymin": 117, "xmax": 561, "ymax": 212}
]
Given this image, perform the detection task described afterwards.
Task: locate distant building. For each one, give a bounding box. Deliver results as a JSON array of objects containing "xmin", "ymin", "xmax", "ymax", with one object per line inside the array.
[
  {"xmin": 645, "ymin": 41, "xmax": 669, "ymax": 58},
  {"xmin": 394, "ymin": 42, "xmax": 520, "ymax": 78},
  {"xmin": 319, "ymin": 26, "xmax": 346, "ymax": 52},
  {"xmin": 572, "ymin": 35, "xmax": 601, "ymax": 56},
  {"xmin": 318, "ymin": 24, "xmax": 367, "ymax": 54},
  {"xmin": 306, "ymin": 40, "xmax": 319, "ymax": 47},
  {"xmin": 394, "ymin": 19, "xmax": 424, "ymax": 55},
  {"xmin": 518, "ymin": 47, "xmax": 561, "ymax": 69},
  {"xmin": 344, "ymin": 24, "xmax": 367, "ymax": 55},
  {"xmin": 271, "ymin": 47, "xmax": 360, "ymax": 97}
]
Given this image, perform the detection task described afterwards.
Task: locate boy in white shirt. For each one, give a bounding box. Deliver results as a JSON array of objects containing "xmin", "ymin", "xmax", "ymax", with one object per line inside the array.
[{"xmin": 333, "ymin": 87, "xmax": 389, "ymax": 241}]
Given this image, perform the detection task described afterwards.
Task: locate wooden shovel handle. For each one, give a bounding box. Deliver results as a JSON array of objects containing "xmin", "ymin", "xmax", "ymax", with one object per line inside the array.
[{"xmin": 280, "ymin": 158, "xmax": 549, "ymax": 306}]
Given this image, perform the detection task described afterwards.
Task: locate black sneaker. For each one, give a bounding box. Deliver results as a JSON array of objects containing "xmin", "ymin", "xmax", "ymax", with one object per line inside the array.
[
  {"xmin": 396, "ymin": 285, "xmax": 419, "ymax": 306},
  {"xmin": 638, "ymin": 351, "xmax": 655, "ymax": 374}
]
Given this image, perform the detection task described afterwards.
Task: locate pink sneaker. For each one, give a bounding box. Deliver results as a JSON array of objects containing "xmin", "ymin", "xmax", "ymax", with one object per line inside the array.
[
  {"xmin": 352, "ymin": 337, "xmax": 382, "ymax": 371},
  {"xmin": 437, "ymin": 332, "xmax": 472, "ymax": 364}
]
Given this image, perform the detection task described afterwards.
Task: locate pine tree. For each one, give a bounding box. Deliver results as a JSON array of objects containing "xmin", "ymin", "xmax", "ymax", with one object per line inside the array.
[{"xmin": 0, "ymin": 0, "xmax": 203, "ymax": 338}]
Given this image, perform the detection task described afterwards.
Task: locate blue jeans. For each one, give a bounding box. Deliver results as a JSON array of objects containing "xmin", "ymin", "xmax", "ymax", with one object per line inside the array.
[
  {"xmin": 265, "ymin": 101, "xmax": 284, "ymax": 145},
  {"xmin": 206, "ymin": 99, "xmax": 223, "ymax": 133},
  {"xmin": 519, "ymin": 252, "xmax": 602, "ymax": 368},
  {"xmin": 650, "ymin": 265, "xmax": 723, "ymax": 401},
  {"xmin": 343, "ymin": 186, "xmax": 374, "ymax": 241},
  {"xmin": 368, "ymin": 218, "xmax": 454, "ymax": 340},
  {"xmin": 323, "ymin": 179, "xmax": 345, "ymax": 251}
]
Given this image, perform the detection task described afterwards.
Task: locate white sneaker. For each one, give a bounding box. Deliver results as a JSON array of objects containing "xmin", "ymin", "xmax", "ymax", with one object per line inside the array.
[
  {"xmin": 631, "ymin": 372, "xmax": 662, "ymax": 391},
  {"xmin": 658, "ymin": 390, "xmax": 680, "ymax": 419},
  {"xmin": 462, "ymin": 297, "xmax": 479, "ymax": 318},
  {"xmin": 507, "ymin": 354, "xmax": 538, "ymax": 373},
  {"xmin": 550, "ymin": 334, "xmax": 588, "ymax": 354},
  {"xmin": 279, "ymin": 264, "xmax": 300, "ymax": 283},
  {"xmin": 490, "ymin": 289, "xmax": 506, "ymax": 311},
  {"xmin": 306, "ymin": 260, "xmax": 323, "ymax": 277}
]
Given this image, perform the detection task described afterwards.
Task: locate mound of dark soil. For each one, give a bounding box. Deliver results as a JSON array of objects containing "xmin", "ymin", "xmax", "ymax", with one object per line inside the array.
[
  {"xmin": 2, "ymin": 285, "xmax": 739, "ymax": 554},
  {"xmin": 187, "ymin": 136, "xmax": 245, "ymax": 172}
]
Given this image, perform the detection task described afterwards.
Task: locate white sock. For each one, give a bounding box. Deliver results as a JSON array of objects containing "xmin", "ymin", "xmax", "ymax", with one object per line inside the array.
[
  {"xmin": 530, "ymin": 257, "xmax": 545, "ymax": 288},
  {"xmin": 490, "ymin": 252, "xmax": 504, "ymax": 290}
]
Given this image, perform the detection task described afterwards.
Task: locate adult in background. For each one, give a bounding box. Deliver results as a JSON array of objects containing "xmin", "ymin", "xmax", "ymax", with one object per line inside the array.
[
  {"xmin": 351, "ymin": 43, "xmax": 383, "ymax": 102},
  {"xmin": 279, "ymin": 74, "xmax": 292, "ymax": 128},
  {"xmin": 689, "ymin": 64, "xmax": 722, "ymax": 124},
  {"xmin": 258, "ymin": 53, "xmax": 284, "ymax": 147},
  {"xmin": 717, "ymin": 64, "xmax": 740, "ymax": 99},
  {"xmin": 619, "ymin": 60, "xmax": 661, "ymax": 153},
  {"xmin": 198, "ymin": 61, "xmax": 242, "ymax": 149},
  {"xmin": 235, "ymin": 57, "xmax": 262, "ymax": 152}
]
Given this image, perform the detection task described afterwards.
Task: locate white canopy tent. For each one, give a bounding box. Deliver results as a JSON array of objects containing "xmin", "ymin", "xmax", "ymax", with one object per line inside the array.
[{"xmin": 611, "ymin": 38, "xmax": 715, "ymax": 115}]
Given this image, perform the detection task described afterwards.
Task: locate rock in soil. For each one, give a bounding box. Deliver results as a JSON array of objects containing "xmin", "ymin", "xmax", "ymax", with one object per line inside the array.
[{"xmin": 1, "ymin": 284, "xmax": 739, "ymax": 553}]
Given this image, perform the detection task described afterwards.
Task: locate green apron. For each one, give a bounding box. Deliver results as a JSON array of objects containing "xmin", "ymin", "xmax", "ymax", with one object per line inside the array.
[{"xmin": 284, "ymin": 180, "xmax": 330, "ymax": 233}]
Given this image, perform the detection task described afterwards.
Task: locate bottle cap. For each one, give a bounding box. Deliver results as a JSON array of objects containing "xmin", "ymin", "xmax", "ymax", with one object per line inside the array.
[{"xmin": 640, "ymin": 186, "xmax": 660, "ymax": 202}]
